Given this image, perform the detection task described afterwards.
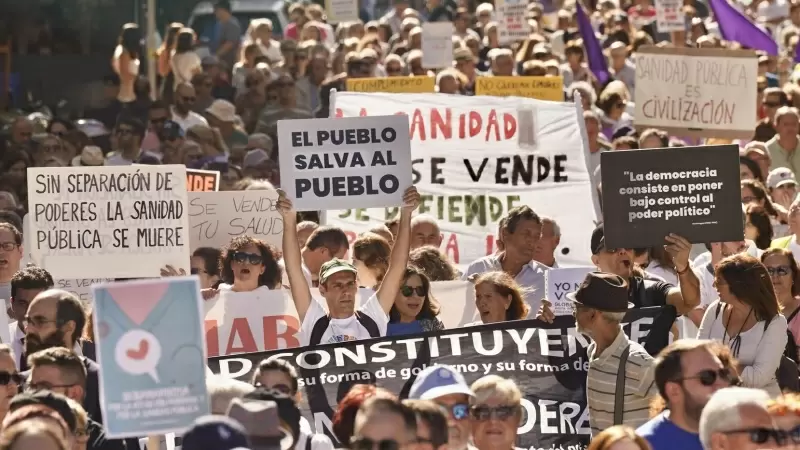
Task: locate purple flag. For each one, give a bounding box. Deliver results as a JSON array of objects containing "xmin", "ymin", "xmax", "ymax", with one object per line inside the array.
[
  {"xmin": 795, "ymin": 41, "xmax": 800, "ymax": 63},
  {"xmin": 576, "ymin": 3, "xmax": 610, "ymax": 86},
  {"xmin": 709, "ymin": 0, "xmax": 778, "ymax": 55}
]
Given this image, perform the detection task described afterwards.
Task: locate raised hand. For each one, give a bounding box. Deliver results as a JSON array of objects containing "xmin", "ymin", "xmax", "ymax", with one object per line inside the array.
[
  {"xmin": 160, "ymin": 265, "xmax": 186, "ymax": 277},
  {"xmin": 276, "ymin": 189, "xmax": 296, "ymax": 219},
  {"xmin": 401, "ymin": 186, "xmax": 421, "ymax": 212}
]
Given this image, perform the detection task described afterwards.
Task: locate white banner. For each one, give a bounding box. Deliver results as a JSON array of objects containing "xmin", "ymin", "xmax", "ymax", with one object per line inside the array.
[
  {"xmin": 634, "ymin": 47, "xmax": 757, "ymax": 139},
  {"xmin": 277, "ymin": 115, "xmax": 413, "ymax": 212},
  {"xmin": 204, "ymin": 281, "xmax": 479, "ymax": 357},
  {"xmin": 330, "ymin": 92, "xmax": 595, "ymax": 267},
  {"xmin": 188, "ymin": 190, "xmax": 283, "ymax": 252},
  {"xmin": 26, "ymin": 165, "xmax": 190, "ymax": 279}
]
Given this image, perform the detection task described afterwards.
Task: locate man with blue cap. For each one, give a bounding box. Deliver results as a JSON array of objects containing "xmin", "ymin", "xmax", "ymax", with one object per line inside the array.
[{"xmin": 409, "ymin": 365, "xmax": 475, "ymax": 450}]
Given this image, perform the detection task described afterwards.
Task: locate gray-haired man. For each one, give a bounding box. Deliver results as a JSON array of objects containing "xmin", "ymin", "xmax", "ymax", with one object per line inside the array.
[{"xmin": 699, "ymin": 387, "xmax": 776, "ymax": 450}]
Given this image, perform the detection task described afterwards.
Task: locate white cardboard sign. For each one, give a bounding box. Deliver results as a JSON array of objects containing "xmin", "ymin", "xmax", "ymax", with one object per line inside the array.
[
  {"xmin": 545, "ymin": 267, "xmax": 594, "ymax": 316},
  {"xmin": 422, "ymin": 22, "xmax": 455, "ymax": 69},
  {"xmin": 188, "ymin": 190, "xmax": 283, "ymax": 252},
  {"xmin": 26, "ymin": 165, "xmax": 190, "ymax": 279},
  {"xmin": 277, "ymin": 115, "xmax": 412, "ymax": 212}
]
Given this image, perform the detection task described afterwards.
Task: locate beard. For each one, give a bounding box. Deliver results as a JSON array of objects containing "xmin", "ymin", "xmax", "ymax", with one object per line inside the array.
[
  {"xmin": 682, "ymin": 388, "xmax": 706, "ymax": 423},
  {"xmin": 25, "ymin": 329, "xmax": 66, "ymax": 357}
]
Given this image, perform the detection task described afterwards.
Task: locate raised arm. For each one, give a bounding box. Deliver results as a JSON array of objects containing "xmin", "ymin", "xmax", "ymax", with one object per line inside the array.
[
  {"xmin": 277, "ymin": 190, "xmax": 313, "ymax": 320},
  {"xmin": 375, "ymin": 187, "xmax": 420, "ymax": 314}
]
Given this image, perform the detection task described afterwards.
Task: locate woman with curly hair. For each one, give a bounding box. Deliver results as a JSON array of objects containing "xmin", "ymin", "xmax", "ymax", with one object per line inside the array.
[
  {"xmin": 471, "ymin": 271, "xmax": 530, "ymax": 325},
  {"xmin": 352, "ymin": 233, "xmax": 391, "ymax": 289},
  {"xmin": 216, "ymin": 236, "xmax": 283, "ymax": 295},
  {"xmin": 388, "ymin": 266, "xmax": 445, "ymax": 336}
]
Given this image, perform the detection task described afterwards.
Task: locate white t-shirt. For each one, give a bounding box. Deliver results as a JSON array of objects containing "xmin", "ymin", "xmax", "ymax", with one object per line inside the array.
[
  {"xmin": 171, "ymin": 51, "xmax": 202, "ymax": 88},
  {"xmin": 171, "ymin": 108, "xmax": 209, "ymax": 131},
  {"xmin": 297, "ymin": 417, "xmax": 335, "ymax": 450},
  {"xmin": 299, "ymin": 293, "xmax": 388, "ymax": 346},
  {"xmin": 279, "ymin": 259, "xmax": 313, "ymax": 288}
]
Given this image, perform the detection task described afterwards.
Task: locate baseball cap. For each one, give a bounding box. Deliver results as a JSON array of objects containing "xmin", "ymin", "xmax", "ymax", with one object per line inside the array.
[
  {"xmin": 767, "ymin": 167, "xmax": 797, "ymax": 189},
  {"xmin": 182, "ymin": 415, "xmax": 250, "ymax": 450},
  {"xmin": 408, "ymin": 365, "xmax": 475, "ymax": 400},
  {"xmin": 318, "ymin": 258, "xmax": 357, "ymax": 284},
  {"xmin": 159, "ymin": 120, "xmax": 185, "ymax": 141},
  {"xmin": 590, "ymin": 225, "xmax": 606, "ymax": 255}
]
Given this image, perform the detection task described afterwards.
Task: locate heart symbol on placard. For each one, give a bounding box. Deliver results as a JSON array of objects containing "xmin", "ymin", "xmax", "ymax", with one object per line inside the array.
[
  {"xmin": 126, "ymin": 339, "xmax": 149, "ymax": 360},
  {"xmin": 106, "ymin": 282, "xmax": 170, "ymax": 325}
]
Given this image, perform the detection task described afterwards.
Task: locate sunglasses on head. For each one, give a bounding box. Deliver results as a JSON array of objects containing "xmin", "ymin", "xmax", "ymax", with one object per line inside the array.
[
  {"xmin": 351, "ymin": 438, "xmax": 400, "ymax": 450},
  {"xmin": 724, "ymin": 426, "xmax": 800, "ymax": 445},
  {"xmin": 676, "ymin": 368, "xmax": 736, "ymax": 386},
  {"xmin": 471, "ymin": 405, "xmax": 518, "ymax": 421},
  {"xmin": 0, "ymin": 371, "xmax": 22, "ymax": 386},
  {"xmin": 232, "ymin": 251, "xmax": 263, "ymax": 265},
  {"xmin": 400, "ymin": 285, "xmax": 426, "ymax": 297}
]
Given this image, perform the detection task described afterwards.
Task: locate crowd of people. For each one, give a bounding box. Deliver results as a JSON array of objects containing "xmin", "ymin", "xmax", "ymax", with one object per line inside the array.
[{"xmin": 5, "ymin": 0, "xmax": 800, "ymax": 448}]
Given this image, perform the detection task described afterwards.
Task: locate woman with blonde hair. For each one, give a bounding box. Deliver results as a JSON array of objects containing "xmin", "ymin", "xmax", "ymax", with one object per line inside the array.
[
  {"xmin": 186, "ymin": 125, "xmax": 229, "ymax": 166},
  {"xmin": 469, "ymin": 375, "xmax": 523, "ymax": 450},
  {"xmin": 0, "ymin": 419, "xmax": 70, "ymax": 450},
  {"xmin": 472, "ymin": 271, "xmax": 530, "ymax": 324},
  {"xmin": 588, "ymin": 426, "xmax": 652, "ymax": 450}
]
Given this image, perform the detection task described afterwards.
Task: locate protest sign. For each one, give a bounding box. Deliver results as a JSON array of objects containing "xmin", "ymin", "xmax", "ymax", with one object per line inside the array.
[
  {"xmin": 204, "ymin": 282, "xmax": 478, "ymax": 357},
  {"xmin": 600, "ymin": 145, "xmax": 742, "ymax": 249},
  {"xmin": 26, "ymin": 165, "xmax": 190, "ymax": 279},
  {"xmin": 188, "ymin": 190, "xmax": 283, "ymax": 252},
  {"xmin": 346, "ymin": 77, "xmax": 436, "ymax": 93},
  {"xmin": 277, "ymin": 115, "xmax": 412, "ymax": 211},
  {"xmin": 325, "ymin": 0, "xmax": 359, "ymax": 23},
  {"xmin": 330, "ymin": 92, "xmax": 596, "ymax": 267},
  {"xmin": 422, "ymin": 23, "xmax": 454, "ymax": 69},
  {"xmin": 634, "ymin": 46, "xmax": 757, "ymax": 139},
  {"xmin": 545, "ymin": 267, "xmax": 595, "ymax": 316},
  {"xmin": 93, "ymin": 277, "xmax": 209, "ymax": 438},
  {"xmin": 55, "ymin": 278, "xmax": 113, "ymax": 306},
  {"xmin": 210, "ymin": 307, "xmax": 665, "ymax": 449},
  {"xmin": 186, "ymin": 169, "xmax": 219, "ymax": 192},
  {"xmin": 496, "ymin": 0, "xmax": 531, "ymax": 45},
  {"xmin": 655, "ymin": 0, "xmax": 685, "ymax": 32},
  {"xmin": 476, "ymin": 76, "xmax": 564, "ymax": 101}
]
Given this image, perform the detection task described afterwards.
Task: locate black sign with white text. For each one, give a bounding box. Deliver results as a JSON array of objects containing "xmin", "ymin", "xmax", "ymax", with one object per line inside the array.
[
  {"xmin": 600, "ymin": 145, "xmax": 742, "ymax": 249},
  {"xmin": 209, "ymin": 307, "xmax": 668, "ymax": 450}
]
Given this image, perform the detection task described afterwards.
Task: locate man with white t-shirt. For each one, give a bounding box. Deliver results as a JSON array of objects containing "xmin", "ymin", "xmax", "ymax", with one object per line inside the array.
[{"xmin": 278, "ymin": 187, "xmax": 420, "ymax": 346}]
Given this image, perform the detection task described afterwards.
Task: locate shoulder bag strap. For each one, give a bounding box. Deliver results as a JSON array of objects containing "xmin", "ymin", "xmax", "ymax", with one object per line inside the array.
[{"xmin": 614, "ymin": 345, "xmax": 631, "ymax": 426}]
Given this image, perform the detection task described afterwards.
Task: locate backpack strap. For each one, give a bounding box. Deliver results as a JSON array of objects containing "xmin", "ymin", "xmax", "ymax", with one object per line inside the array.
[
  {"xmin": 355, "ymin": 311, "xmax": 381, "ymax": 338},
  {"xmin": 788, "ymin": 308, "xmax": 800, "ymax": 325},
  {"xmin": 714, "ymin": 302, "xmax": 723, "ymax": 320},
  {"xmin": 308, "ymin": 315, "xmax": 332, "ymax": 346},
  {"xmin": 614, "ymin": 345, "xmax": 631, "ymax": 425}
]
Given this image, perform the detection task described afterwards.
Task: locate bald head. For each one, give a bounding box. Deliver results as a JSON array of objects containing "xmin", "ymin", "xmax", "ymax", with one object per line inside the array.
[
  {"xmin": 26, "ymin": 289, "xmax": 86, "ymax": 351},
  {"xmin": 10, "ymin": 118, "xmax": 33, "ymax": 145}
]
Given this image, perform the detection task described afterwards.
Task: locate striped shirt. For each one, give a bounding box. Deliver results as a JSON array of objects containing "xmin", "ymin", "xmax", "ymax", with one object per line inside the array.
[{"xmin": 587, "ymin": 327, "xmax": 656, "ymax": 435}]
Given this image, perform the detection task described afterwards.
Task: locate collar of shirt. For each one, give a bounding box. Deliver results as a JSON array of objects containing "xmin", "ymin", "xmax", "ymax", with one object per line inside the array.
[{"xmin": 588, "ymin": 326, "xmax": 628, "ymax": 364}]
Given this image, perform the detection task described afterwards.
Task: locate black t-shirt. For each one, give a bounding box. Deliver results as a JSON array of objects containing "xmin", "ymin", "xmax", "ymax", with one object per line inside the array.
[{"xmin": 628, "ymin": 276, "xmax": 673, "ymax": 308}]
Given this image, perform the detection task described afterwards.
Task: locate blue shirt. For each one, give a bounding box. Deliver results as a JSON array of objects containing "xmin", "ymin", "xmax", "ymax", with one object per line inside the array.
[
  {"xmin": 387, "ymin": 321, "xmax": 424, "ymax": 336},
  {"xmin": 637, "ymin": 412, "xmax": 703, "ymax": 450}
]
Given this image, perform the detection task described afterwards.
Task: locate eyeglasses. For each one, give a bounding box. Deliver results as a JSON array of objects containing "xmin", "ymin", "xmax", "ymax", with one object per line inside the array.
[
  {"xmin": 446, "ymin": 403, "xmax": 470, "ymax": 420},
  {"xmin": 351, "ymin": 438, "xmax": 400, "ymax": 450},
  {"xmin": 23, "ymin": 315, "xmax": 60, "ymax": 328},
  {"xmin": 26, "ymin": 381, "xmax": 76, "ymax": 392},
  {"xmin": 742, "ymin": 195, "xmax": 757, "ymax": 203},
  {"xmin": 723, "ymin": 426, "xmax": 800, "ymax": 445},
  {"xmin": 675, "ymin": 368, "xmax": 736, "ymax": 386},
  {"xmin": 253, "ymin": 381, "xmax": 294, "ymax": 395},
  {"xmin": 471, "ymin": 405, "xmax": 518, "ymax": 421},
  {"xmin": 400, "ymin": 285, "xmax": 426, "ymax": 297},
  {"xmin": 0, "ymin": 242, "xmax": 18, "ymax": 251},
  {"xmin": 232, "ymin": 251, "xmax": 263, "ymax": 265},
  {"xmin": 0, "ymin": 371, "xmax": 23, "ymax": 386},
  {"xmin": 767, "ymin": 265, "xmax": 792, "ymax": 277}
]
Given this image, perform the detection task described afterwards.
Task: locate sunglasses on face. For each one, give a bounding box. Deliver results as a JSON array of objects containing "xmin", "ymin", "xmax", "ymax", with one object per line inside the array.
[
  {"xmin": 677, "ymin": 368, "xmax": 736, "ymax": 386},
  {"xmin": 768, "ymin": 265, "xmax": 792, "ymax": 277},
  {"xmin": 232, "ymin": 251, "xmax": 263, "ymax": 265},
  {"xmin": 471, "ymin": 405, "xmax": 518, "ymax": 421},
  {"xmin": 351, "ymin": 438, "xmax": 400, "ymax": 450},
  {"xmin": 724, "ymin": 426, "xmax": 800, "ymax": 445},
  {"xmin": 0, "ymin": 371, "xmax": 23, "ymax": 386},
  {"xmin": 400, "ymin": 285, "xmax": 426, "ymax": 297}
]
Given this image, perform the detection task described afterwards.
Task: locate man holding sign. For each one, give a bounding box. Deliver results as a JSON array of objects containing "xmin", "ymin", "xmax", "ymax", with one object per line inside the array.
[{"xmin": 278, "ymin": 186, "xmax": 420, "ymax": 345}]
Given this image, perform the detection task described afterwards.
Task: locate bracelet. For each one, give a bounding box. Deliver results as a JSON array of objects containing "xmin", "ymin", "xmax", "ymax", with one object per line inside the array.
[{"xmin": 676, "ymin": 265, "xmax": 689, "ymax": 275}]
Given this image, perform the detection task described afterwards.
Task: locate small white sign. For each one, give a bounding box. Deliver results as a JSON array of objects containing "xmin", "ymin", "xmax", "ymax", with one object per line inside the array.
[
  {"xmin": 545, "ymin": 267, "xmax": 594, "ymax": 316},
  {"xmin": 496, "ymin": 0, "xmax": 530, "ymax": 45},
  {"xmin": 325, "ymin": 0, "xmax": 359, "ymax": 23},
  {"xmin": 422, "ymin": 22, "xmax": 455, "ymax": 69},
  {"xmin": 188, "ymin": 190, "xmax": 283, "ymax": 252},
  {"xmin": 277, "ymin": 115, "xmax": 412, "ymax": 212},
  {"xmin": 655, "ymin": 0, "xmax": 685, "ymax": 33}
]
